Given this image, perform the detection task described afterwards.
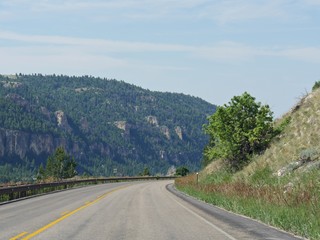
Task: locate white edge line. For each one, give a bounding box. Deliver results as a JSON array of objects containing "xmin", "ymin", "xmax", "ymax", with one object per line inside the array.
[{"xmin": 165, "ymin": 188, "xmax": 238, "ymax": 240}]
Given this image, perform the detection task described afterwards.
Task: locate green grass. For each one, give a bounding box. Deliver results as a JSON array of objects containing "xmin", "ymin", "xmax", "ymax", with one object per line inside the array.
[{"xmin": 176, "ymin": 170, "xmax": 320, "ymax": 240}]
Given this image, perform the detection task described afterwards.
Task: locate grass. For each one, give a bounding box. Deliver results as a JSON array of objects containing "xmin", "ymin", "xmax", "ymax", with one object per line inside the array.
[{"xmin": 176, "ymin": 171, "xmax": 320, "ymax": 240}]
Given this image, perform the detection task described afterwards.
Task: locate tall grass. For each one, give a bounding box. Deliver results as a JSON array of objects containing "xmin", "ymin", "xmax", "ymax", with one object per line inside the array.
[{"xmin": 176, "ymin": 171, "xmax": 320, "ymax": 240}]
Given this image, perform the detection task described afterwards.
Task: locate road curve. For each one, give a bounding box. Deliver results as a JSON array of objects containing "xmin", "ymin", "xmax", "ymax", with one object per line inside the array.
[{"xmin": 0, "ymin": 180, "xmax": 302, "ymax": 240}]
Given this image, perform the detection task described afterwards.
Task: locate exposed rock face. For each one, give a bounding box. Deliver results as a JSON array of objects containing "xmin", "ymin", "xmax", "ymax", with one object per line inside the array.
[
  {"xmin": 29, "ymin": 134, "xmax": 55, "ymax": 156},
  {"xmin": 5, "ymin": 94, "xmax": 29, "ymax": 108},
  {"xmin": 0, "ymin": 129, "xmax": 29, "ymax": 159},
  {"xmin": 114, "ymin": 121, "xmax": 127, "ymax": 131},
  {"xmin": 146, "ymin": 116, "xmax": 159, "ymax": 127},
  {"xmin": 0, "ymin": 74, "xmax": 216, "ymax": 176},
  {"xmin": 275, "ymin": 159, "xmax": 320, "ymax": 177},
  {"xmin": 114, "ymin": 121, "xmax": 130, "ymax": 136},
  {"xmin": 166, "ymin": 165, "xmax": 176, "ymax": 176},
  {"xmin": 1, "ymin": 81, "xmax": 22, "ymax": 88},
  {"xmin": 75, "ymin": 87, "xmax": 102, "ymax": 93},
  {"xmin": 55, "ymin": 111, "xmax": 72, "ymax": 133},
  {"xmin": 160, "ymin": 126, "xmax": 170, "ymax": 140},
  {"xmin": 80, "ymin": 117, "xmax": 89, "ymax": 132},
  {"xmin": 0, "ymin": 128, "xmax": 87, "ymax": 162},
  {"xmin": 175, "ymin": 126, "xmax": 183, "ymax": 140},
  {"xmin": 159, "ymin": 150, "xmax": 166, "ymax": 159},
  {"xmin": 40, "ymin": 107, "xmax": 51, "ymax": 120},
  {"xmin": 0, "ymin": 128, "xmax": 56, "ymax": 159},
  {"xmin": 89, "ymin": 142, "xmax": 110, "ymax": 156}
]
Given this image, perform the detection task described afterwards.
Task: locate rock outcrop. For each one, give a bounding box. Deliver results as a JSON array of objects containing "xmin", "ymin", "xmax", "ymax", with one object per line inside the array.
[{"xmin": 55, "ymin": 110, "xmax": 72, "ymax": 133}]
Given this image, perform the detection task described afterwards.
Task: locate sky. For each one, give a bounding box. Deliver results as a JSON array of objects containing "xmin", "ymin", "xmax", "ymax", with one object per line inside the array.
[{"xmin": 0, "ymin": 0, "xmax": 319, "ymax": 117}]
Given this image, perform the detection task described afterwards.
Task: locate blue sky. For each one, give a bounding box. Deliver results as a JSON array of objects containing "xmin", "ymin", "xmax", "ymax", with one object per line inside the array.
[{"xmin": 0, "ymin": 0, "xmax": 319, "ymax": 117}]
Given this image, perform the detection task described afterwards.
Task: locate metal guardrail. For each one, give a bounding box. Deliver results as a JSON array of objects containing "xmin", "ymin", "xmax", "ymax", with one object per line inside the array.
[{"xmin": 0, "ymin": 176, "xmax": 177, "ymax": 202}]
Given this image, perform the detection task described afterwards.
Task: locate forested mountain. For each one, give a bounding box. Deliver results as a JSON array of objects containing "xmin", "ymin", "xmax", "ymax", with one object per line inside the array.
[{"xmin": 0, "ymin": 74, "xmax": 215, "ymax": 181}]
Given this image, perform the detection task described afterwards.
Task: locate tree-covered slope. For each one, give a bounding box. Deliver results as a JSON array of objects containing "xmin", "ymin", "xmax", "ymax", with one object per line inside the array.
[{"xmin": 0, "ymin": 74, "xmax": 215, "ymax": 180}]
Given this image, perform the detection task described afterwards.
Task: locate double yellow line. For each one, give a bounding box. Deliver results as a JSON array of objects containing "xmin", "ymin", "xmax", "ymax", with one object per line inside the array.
[{"xmin": 10, "ymin": 186, "xmax": 127, "ymax": 240}]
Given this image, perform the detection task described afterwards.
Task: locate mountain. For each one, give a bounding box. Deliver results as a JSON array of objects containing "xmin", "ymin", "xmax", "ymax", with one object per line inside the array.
[{"xmin": 0, "ymin": 74, "xmax": 215, "ymax": 181}]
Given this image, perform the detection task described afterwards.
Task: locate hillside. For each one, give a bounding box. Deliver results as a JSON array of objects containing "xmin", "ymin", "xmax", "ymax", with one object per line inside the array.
[
  {"xmin": 0, "ymin": 74, "xmax": 215, "ymax": 182},
  {"xmin": 238, "ymin": 88, "xmax": 320, "ymax": 178},
  {"xmin": 177, "ymin": 87, "xmax": 320, "ymax": 239},
  {"xmin": 203, "ymin": 88, "xmax": 320, "ymax": 179}
]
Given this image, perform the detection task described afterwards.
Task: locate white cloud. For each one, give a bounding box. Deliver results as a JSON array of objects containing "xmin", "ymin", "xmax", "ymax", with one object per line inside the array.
[
  {"xmin": 196, "ymin": 42, "xmax": 320, "ymax": 63},
  {"xmin": 1, "ymin": 0, "xmax": 318, "ymax": 26},
  {"xmin": 0, "ymin": 45, "xmax": 129, "ymax": 76},
  {"xmin": 201, "ymin": 0, "xmax": 292, "ymax": 24},
  {"xmin": 196, "ymin": 41, "xmax": 257, "ymax": 61},
  {"xmin": 1, "ymin": 31, "xmax": 320, "ymax": 65},
  {"xmin": 1, "ymin": 0, "xmax": 207, "ymax": 12},
  {"xmin": 277, "ymin": 47, "xmax": 320, "ymax": 63},
  {"xmin": 0, "ymin": 31, "xmax": 194, "ymax": 53}
]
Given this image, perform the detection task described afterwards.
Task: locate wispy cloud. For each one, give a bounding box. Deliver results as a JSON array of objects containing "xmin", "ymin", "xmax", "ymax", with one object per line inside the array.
[
  {"xmin": 1, "ymin": 0, "xmax": 207, "ymax": 13},
  {"xmin": 0, "ymin": 45, "xmax": 129, "ymax": 76},
  {"xmin": 277, "ymin": 47, "xmax": 320, "ymax": 63},
  {"xmin": 1, "ymin": 0, "xmax": 312, "ymax": 23},
  {"xmin": 1, "ymin": 31, "xmax": 320, "ymax": 64},
  {"xmin": 0, "ymin": 31, "xmax": 193, "ymax": 52},
  {"xmin": 201, "ymin": 0, "xmax": 296, "ymax": 24}
]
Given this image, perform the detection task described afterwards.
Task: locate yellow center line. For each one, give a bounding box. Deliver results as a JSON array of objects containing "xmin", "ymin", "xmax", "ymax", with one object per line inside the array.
[
  {"xmin": 10, "ymin": 232, "xmax": 28, "ymax": 240},
  {"xmin": 20, "ymin": 185, "xmax": 128, "ymax": 240},
  {"xmin": 60, "ymin": 211, "xmax": 70, "ymax": 216}
]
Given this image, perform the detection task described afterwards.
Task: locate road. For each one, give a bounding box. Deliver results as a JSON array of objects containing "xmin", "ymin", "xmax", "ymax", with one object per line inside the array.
[{"xmin": 0, "ymin": 180, "xmax": 302, "ymax": 240}]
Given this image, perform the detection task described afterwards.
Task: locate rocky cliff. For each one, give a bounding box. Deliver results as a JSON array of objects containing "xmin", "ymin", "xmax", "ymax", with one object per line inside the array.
[{"xmin": 0, "ymin": 74, "xmax": 216, "ymax": 177}]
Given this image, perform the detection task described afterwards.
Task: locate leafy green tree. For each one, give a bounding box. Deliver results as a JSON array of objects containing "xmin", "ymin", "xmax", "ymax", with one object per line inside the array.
[
  {"xmin": 37, "ymin": 163, "xmax": 46, "ymax": 180},
  {"xmin": 44, "ymin": 147, "xmax": 77, "ymax": 180},
  {"xmin": 203, "ymin": 92, "xmax": 274, "ymax": 170},
  {"xmin": 139, "ymin": 167, "xmax": 150, "ymax": 176},
  {"xmin": 175, "ymin": 166, "xmax": 190, "ymax": 176}
]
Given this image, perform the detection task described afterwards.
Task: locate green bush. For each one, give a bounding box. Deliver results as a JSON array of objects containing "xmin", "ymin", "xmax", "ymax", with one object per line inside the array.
[
  {"xmin": 203, "ymin": 92, "xmax": 274, "ymax": 171},
  {"xmin": 312, "ymin": 81, "xmax": 320, "ymax": 91},
  {"xmin": 175, "ymin": 166, "xmax": 190, "ymax": 176}
]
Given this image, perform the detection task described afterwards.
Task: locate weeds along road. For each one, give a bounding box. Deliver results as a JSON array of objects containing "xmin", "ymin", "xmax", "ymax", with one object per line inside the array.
[{"xmin": 0, "ymin": 180, "xmax": 302, "ymax": 240}]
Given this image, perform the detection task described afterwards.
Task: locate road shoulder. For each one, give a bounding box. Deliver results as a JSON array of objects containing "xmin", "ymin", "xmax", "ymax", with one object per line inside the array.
[{"xmin": 166, "ymin": 183, "xmax": 305, "ymax": 240}]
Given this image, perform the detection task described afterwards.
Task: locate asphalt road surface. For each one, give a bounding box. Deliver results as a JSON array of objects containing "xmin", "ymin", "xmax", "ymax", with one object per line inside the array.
[{"xmin": 0, "ymin": 180, "xmax": 303, "ymax": 240}]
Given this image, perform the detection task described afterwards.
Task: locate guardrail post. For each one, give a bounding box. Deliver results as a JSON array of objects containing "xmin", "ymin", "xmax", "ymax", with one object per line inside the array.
[
  {"xmin": 196, "ymin": 172, "xmax": 199, "ymax": 185},
  {"xmin": 9, "ymin": 192, "xmax": 14, "ymax": 201}
]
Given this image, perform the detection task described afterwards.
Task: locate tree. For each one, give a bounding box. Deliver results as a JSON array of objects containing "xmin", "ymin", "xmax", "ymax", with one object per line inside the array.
[
  {"xmin": 203, "ymin": 92, "xmax": 274, "ymax": 171},
  {"xmin": 139, "ymin": 167, "xmax": 150, "ymax": 176},
  {"xmin": 37, "ymin": 163, "xmax": 45, "ymax": 180},
  {"xmin": 43, "ymin": 147, "xmax": 77, "ymax": 180},
  {"xmin": 175, "ymin": 166, "xmax": 189, "ymax": 176}
]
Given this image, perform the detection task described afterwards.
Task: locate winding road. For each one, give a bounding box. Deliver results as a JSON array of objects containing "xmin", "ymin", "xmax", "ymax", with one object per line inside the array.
[{"xmin": 0, "ymin": 180, "xmax": 302, "ymax": 240}]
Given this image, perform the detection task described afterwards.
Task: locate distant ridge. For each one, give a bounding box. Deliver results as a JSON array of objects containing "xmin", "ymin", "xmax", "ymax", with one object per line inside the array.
[{"xmin": 0, "ymin": 74, "xmax": 215, "ymax": 181}]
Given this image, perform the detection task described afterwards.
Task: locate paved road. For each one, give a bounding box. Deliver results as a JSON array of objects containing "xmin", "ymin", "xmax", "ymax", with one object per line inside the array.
[{"xmin": 0, "ymin": 181, "xmax": 302, "ymax": 240}]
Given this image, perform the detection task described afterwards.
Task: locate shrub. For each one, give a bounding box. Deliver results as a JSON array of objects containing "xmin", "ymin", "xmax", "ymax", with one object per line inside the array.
[
  {"xmin": 204, "ymin": 92, "xmax": 274, "ymax": 171},
  {"xmin": 312, "ymin": 81, "xmax": 320, "ymax": 91}
]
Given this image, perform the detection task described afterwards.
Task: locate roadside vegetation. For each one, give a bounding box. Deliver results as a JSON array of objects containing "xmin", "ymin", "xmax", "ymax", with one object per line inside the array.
[
  {"xmin": 176, "ymin": 87, "xmax": 320, "ymax": 240},
  {"xmin": 37, "ymin": 147, "xmax": 77, "ymax": 181}
]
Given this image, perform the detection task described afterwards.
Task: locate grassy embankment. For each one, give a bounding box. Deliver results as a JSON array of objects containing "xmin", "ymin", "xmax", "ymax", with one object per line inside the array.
[{"xmin": 176, "ymin": 89, "xmax": 320, "ymax": 240}]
